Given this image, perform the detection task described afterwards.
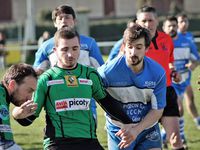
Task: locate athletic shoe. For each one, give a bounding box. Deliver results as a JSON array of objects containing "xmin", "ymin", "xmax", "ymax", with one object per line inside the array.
[
  {"xmin": 161, "ymin": 130, "xmax": 168, "ymax": 149},
  {"xmin": 181, "ymin": 135, "xmax": 188, "ymax": 150}
]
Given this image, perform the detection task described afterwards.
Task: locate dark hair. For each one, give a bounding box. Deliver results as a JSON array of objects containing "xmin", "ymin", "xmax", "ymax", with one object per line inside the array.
[
  {"xmin": 52, "ymin": 5, "xmax": 76, "ymax": 22},
  {"xmin": 54, "ymin": 27, "xmax": 80, "ymax": 46},
  {"xmin": 136, "ymin": 6, "xmax": 157, "ymax": 19},
  {"xmin": 123, "ymin": 23, "xmax": 151, "ymax": 48},
  {"xmin": 163, "ymin": 16, "xmax": 178, "ymax": 25},
  {"xmin": 3, "ymin": 63, "xmax": 37, "ymax": 85},
  {"xmin": 176, "ymin": 12, "xmax": 188, "ymax": 19}
]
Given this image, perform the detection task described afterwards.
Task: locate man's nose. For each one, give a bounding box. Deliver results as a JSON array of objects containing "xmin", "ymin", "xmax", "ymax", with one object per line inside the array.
[
  {"xmin": 144, "ymin": 21, "xmax": 151, "ymax": 28},
  {"xmin": 67, "ymin": 52, "xmax": 72, "ymax": 57},
  {"xmin": 130, "ymin": 48, "xmax": 136, "ymax": 56}
]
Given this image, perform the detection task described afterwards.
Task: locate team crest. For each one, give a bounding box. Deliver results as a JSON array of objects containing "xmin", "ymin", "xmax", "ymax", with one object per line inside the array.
[{"xmin": 65, "ymin": 75, "xmax": 78, "ymax": 87}]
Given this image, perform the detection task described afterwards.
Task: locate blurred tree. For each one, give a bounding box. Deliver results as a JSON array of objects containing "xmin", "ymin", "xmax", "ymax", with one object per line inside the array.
[
  {"xmin": 169, "ymin": 0, "xmax": 184, "ymax": 15},
  {"xmin": 39, "ymin": 10, "xmax": 52, "ymax": 22},
  {"xmin": 136, "ymin": 0, "xmax": 154, "ymax": 9}
]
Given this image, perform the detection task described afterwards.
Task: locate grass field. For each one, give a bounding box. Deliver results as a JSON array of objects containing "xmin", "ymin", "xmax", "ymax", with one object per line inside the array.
[{"xmin": 1, "ymin": 59, "xmax": 200, "ymax": 150}]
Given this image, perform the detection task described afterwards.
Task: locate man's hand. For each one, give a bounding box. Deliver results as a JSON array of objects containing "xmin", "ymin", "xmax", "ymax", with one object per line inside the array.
[
  {"xmin": 171, "ymin": 71, "xmax": 181, "ymax": 83},
  {"xmin": 185, "ymin": 62, "xmax": 198, "ymax": 71},
  {"xmin": 12, "ymin": 100, "xmax": 37, "ymax": 119},
  {"xmin": 115, "ymin": 123, "xmax": 140, "ymax": 149}
]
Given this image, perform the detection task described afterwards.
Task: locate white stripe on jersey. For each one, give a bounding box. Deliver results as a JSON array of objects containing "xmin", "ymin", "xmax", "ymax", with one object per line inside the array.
[{"xmin": 107, "ymin": 86, "xmax": 158, "ymax": 109}]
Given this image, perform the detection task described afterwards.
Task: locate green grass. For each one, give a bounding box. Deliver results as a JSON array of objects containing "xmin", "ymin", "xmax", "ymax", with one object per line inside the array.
[{"xmin": 1, "ymin": 62, "xmax": 200, "ymax": 150}]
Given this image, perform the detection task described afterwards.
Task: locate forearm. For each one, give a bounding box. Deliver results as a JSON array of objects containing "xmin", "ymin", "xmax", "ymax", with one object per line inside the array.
[
  {"xmin": 136, "ymin": 109, "xmax": 163, "ymax": 133},
  {"xmin": 12, "ymin": 101, "xmax": 38, "ymax": 126},
  {"xmin": 97, "ymin": 92, "xmax": 132, "ymax": 124},
  {"xmin": 14, "ymin": 115, "xmax": 36, "ymax": 126}
]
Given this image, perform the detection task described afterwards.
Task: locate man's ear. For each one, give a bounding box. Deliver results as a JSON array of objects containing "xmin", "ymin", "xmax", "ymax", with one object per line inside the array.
[
  {"xmin": 53, "ymin": 21, "xmax": 57, "ymax": 28},
  {"xmin": 53, "ymin": 47, "xmax": 56, "ymax": 53},
  {"xmin": 73, "ymin": 19, "xmax": 77, "ymax": 26},
  {"xmin": 8, "ymin": 80, "xmax": 17, "ymax": 91}
]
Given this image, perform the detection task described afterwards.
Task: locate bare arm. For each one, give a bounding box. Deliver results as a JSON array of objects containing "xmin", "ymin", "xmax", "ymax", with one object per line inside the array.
[{"xmin": 116, "ymin": 109, "xmax": 163, "ymax": 149}]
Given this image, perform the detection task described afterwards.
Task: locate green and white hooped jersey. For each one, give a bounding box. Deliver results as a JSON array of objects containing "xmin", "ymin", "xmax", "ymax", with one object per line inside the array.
[
  {"xmin": 0, "ymin": 84, "xmax": 13, "ymax": 141},
  {"xmin": 34, "ymin": 64, "xmax": 106, "ymax": 141}
]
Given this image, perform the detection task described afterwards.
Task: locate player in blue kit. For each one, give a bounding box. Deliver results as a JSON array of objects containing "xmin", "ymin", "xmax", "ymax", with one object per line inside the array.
[
  {"xmin": 98, "ymin": 24, "xmax": 166, "ymax": 150},
  {"xmin": 33, "ymin": 5, "xmax": 104, "ymax": 123},
  {"xmin": 177, "ymin": 13, "xmax": 200, "ymax": 129},
  {"xmin": 163, "ymin": 16, "xmax": 200, "ymax": 148}
]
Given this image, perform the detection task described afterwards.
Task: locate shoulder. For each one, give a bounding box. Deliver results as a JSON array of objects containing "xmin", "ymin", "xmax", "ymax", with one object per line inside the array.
[
  {"xmin": 177, "ymin": 34, "xmax": 191, "ymax": 44},
  {"xmin": 156, "ymin": 31, "xmax": 173, "ymax": 46},
  {"xmin": 39, "ymin": 68, "xmax": 55, "ymax": 80},
  {"xmin": 80, "ymin": 34, "xmax": 95, "ymax": 43},
  {"xmin": 98, "ymin": 56, "xmax": 125, "ymax": 76},
  {"xmin": 40, "ymin": 37, "xmax": 54, "ymax": 46},
  {"xmin": 157, "ymin": 31, "xmax": 172, "ymax": 41},
  {"xmin": 80, "ymin": 63, "xmax": 96, "ymax": 71},
  {"xmin": 0, "ymin": 85, "xmax": 6, "ymax": 96},
  {"xmin": 39, "ymin": 37, "xmax": 54, "ymax": 50},
  {"xmin": 144, "ymin": 57, "xmax": 165, "ymax": 75}
]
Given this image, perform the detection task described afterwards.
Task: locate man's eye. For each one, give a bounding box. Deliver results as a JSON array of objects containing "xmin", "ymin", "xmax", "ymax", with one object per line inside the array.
[{"xmin": 128, "ymin": 45, "xmax": 132, "ymax": 49}]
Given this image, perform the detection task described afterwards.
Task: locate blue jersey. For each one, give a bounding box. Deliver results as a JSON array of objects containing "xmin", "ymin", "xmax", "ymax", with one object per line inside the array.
[
  {"xmin": 172, "ymin": 34, "xmax": 200, "ymax": 95},
  {"xmin": 178, "ymin": 31, "xmax": 198, "ymax": 50},
  {"xmin": 98, "ymin": 55, "xmax": 166, "ymax": 125},
  {"xmin": 107, "ymin": 39, "xmax": 123, "ymax": 62},
  {"xmin": 33, "ymin": 35, "xmax": 104, "ymax": 69}
]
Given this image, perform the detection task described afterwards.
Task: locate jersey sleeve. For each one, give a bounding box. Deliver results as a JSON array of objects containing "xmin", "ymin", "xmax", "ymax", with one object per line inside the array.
[
  {"xmin": 33, "ymin": 44, "xmax": 49, "ymax": 68},
  {"xmin": 33, "ymin": 74, "xmax": 49, "ymax": 117},
  {"xmin": 88, "ymin": 69, "xmax": 132, "ymax": 124},
  {"xmin": 189, "ymin": 40, "xmax": 200, "ymax": 62},
  {"xmin": 189, "ymin": 33, "xmax": 198, "ymax": 50},
  {"xmin": 152, "ymin": 72, "xmax": 166, "ymax": 109},
  {"xmin": 97, "ymin": 64, "xmax": 110, "ymax": 87},
  {"xmin": 87, "ymin": 70, "xmax": 107, "ymax": 100},
  {"xmin": 107, "ymin": 39, "xmax": 123, "ymax": 62},
  {"xmin": 89, "ymin": 38, "xmax": 104, "ymax": 67}
]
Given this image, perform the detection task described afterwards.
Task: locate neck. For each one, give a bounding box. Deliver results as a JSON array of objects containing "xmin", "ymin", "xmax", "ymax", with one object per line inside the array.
[
  {"xmin": 172, "ymin": 34, "xmax": 178, "ymax": 40},
  {"xmin": 178, "ymin": 29, "xmax": 187, "ymax": 34},
  {"xmin": 57, "ymin": 63, "xmax": 77, "ymax": 70}
]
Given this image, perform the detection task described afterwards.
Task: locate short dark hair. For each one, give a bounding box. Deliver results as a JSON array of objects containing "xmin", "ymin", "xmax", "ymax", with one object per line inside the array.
[
  {"xmin": 54, "ymin": 27, "xmax": 80, "ymax": 47},
  {"xmin": 3, "ymin": 63, "xmax": 37, "ymax": 85},
  {"xmin": 136, "ymin": 6, "xmax": 157, "ymax": 19},
  {"xmin": 163, "ymin": 16, "xmax": 178, "ymax": 25},
  {"xmin": 52, "ymin": 5, "xmax": 76, "ymax": 22},
  {"xmin": 176, "ymin": 12, "xmax": 188, "ymax": 19},
  {"xmin": 123, "ymin": 23, "xmax": 151, "ymax": 48}
]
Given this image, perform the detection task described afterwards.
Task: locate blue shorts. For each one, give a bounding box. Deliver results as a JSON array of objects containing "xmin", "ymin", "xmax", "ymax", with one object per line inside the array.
[
  {"xmin": 106, "ymin": 119, "xmax": 161, "ymax": 150},
  {"xmin": 172, "ymin": 71, "xmax": 191, "ymax": 98}
]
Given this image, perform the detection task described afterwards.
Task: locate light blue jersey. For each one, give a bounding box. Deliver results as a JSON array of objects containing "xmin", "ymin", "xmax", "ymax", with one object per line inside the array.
[
  {"xmin": 98, "ymin": 55, "xmax": 166, "ymax": 150},
  {"xmin": 107, "ymin": 39, "xmax": 122, "ymax": 62},
  {"xmin": 33, "ymin": 35, "xmax": 104, "ymax": 69},
  {"xmin": 172, "ymin": 34, "xmax": 200, "ymax": 96}
]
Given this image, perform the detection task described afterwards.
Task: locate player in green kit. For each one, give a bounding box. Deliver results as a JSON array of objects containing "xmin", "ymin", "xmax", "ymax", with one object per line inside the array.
[{"xmin": 12, "ymin": 27, "xmax": 132, "ymax": 150}]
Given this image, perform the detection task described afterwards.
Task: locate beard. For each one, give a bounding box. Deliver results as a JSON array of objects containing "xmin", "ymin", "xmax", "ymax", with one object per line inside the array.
[
  {"xmin": 169, "ymin": 30, "xmax": 177, "ymax": 38},
  {"xmin": 130, "ymin": 56, "xmax": 143, "ymax": 66},
  {"xmin": 10, "ymin": 90, "xmax": 22, "ymax": 106}
]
